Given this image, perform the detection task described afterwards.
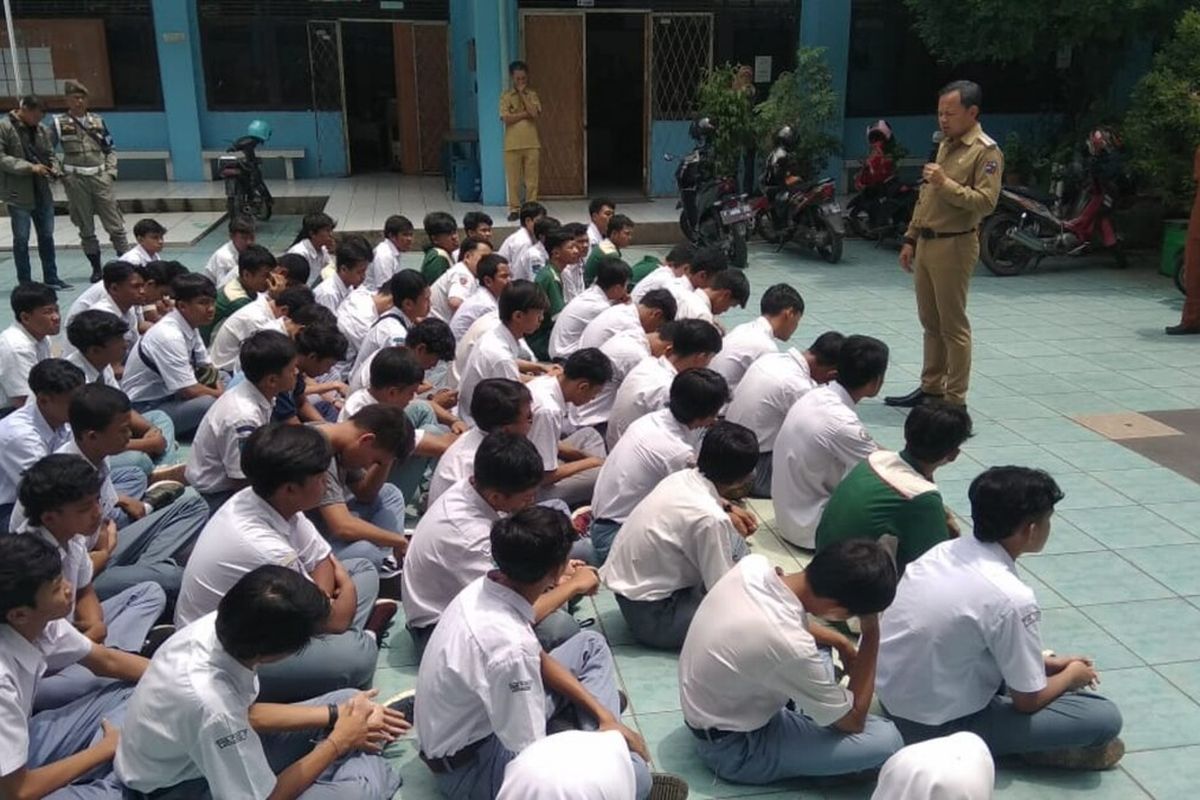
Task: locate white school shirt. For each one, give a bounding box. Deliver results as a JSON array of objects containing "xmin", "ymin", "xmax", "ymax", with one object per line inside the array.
[
  {"xmin": 64, "ymin": 281, "xmax": 140, "ymax": 351},
  {"xmin": 0, "ymin": 324, "xmax": 49, "ymax": 409},
  {"xmin": 709, "ymin": 316, "xmax": 778, "ymax": 392},
  {"xmin": 605, "ymin": 355, "xmax": 675, "ymax": 449},
  {"xmin": 632, "ymin": 264, "xmax": 689, "ymax": 303},
  {"xmin": 184, "ymin": 380, "xmax": 273, "ymax": 493},
  {"xmin": 770, "ymin": 383, "xmax": 877, "ymax": 548},
  {"xmin": 561, "ymin": 261, "xmax": 585, "ymax": 302},
  {"xmin": 872, "ymin": 732, "xmax": 996, "ymax": 800},
  {"xmin": 591, "ymin": 408, "xmax": 701, "ymax": 524},
  {"xmin": 114, "ymin": 613, "xmax": 277, "ymax": 798},
  {"xmin": 348, "ymin": 310, "xmax": 414, "ymax": 392},
  {"xmin": 175, "ymin": 487, "xmax": 333, "ymax": 626},
  {"xmin": 287, "ymin": 238, "xmax": 330, "ymax": 283},
  {"xmin": 497, "ymin": 226, "xmax": 534, "ymax": 265},
  {"xmin": 571, "ymin": 328, "xmax": 649, "ymax": 428},
  {"xmin": 209, "ymin": 295, "xmax": 283, "ymax": 373},
  {"xmin": 587, "ymin": 221, "xmax": 604, "ymax": 249},
  {"xmin": 527, "ymin": 375, "xmax": 568, "ymax": 471},
  {"xmin": 675, "ymin": 288, "xmax": 715, "ymax": 323},
  {"xmin": 451, "ymin": 286, "xmax": 500, "ymax": 342},
  {"xmin": 427, "ymin": 427, "xmax": 486, "ymax": 505},
  {"xmin": 118, "ymin": 244, "xmax": 159, "ymax": 266},
  {"xmin": 121, "ymin": 309, "xmax": 211, "ymax": 403},
  {"xmin": 0, "ymin": 621, "xmax": 93, "ymax": 776},
  {"xmin": 579, "ymin": 302, "xmax": 641, "ymax": 351},
  {"xmin": 203, "ymin": 240, "xmax": 240, "ymax": 288},
  {"xmin": 680, "ymin": 554, "xmax": 853, "ymax": 732},
  {"xmin": 415, "ymin": 575, "xmax": 545, "ymax": 758},
  {"xmin": 498, "ymin": 729, "xmax": 636, "ymax": 800},
  {"xmin": 458, "ymin": 323, "xmax": 523, "ymax": 426},
  {"xmin": 66, "ymin": 351, "xmax": 118, "ymax": 388},
  {"xmin": 313, "ymin": 271, "xmax": 353, "ymax": 313},
  {"xmin": 431, "ymin": 262, "xmax": 477, "ymax": 321},
  {"xmin": 510, "ymin": 241, "xmax": 547, "ymax": 282},
  {"xmin": 601, "ymin": 468, "xmax": 740, "ymax": 601},
  {"xmin": 726, "ymin": 349, "xmax": 817, "ymax": 452},
  {"xmin": 549, "ymin": 285, "xmax": 612, "ymax": 359},
  {"xmin": 40, "ymin": 439, "xmax": 119, "ymax": 543},
  {"xmin": 400, "ymin": 478, "xmax": 501, "ymax": 630},
  {"xmin": 877, "ymin": 536, "xmax": 1048, "ymax": 726},
  {"xmin": 0, "ymin": 403, "xmax": 72, "ymax": 504},
  {"xmin": 22, "ymin": 525, "xmax": 93, "ymax": 618},
  {"xmin": 366, "ymin": 238, "xmax": 404, "ymax": 291}
]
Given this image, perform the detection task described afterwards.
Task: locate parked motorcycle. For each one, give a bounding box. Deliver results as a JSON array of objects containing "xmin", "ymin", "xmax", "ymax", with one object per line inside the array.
[
  {"xmin": 844, "ymin": 120, "xmax": 919, "ymax": 243},
  {"xmin": 752, "ymin": 125, "xmax": 844, "ymax": 263},
  {"xmin": 218, "ymin": 119, "xmax": 274, "ymax": 221},
  {"xmin": 668, "ymin": 117, "xmax": 751, "ymax": 269},
  {"xmin": 980, "ymin": 128, "xmax": 1127, "ymax": 276}
]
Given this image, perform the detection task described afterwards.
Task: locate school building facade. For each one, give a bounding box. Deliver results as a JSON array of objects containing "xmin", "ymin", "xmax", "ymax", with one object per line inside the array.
[{"xmin": 1, "ymin": 0, "xmax": 1144, "ymax": 205}]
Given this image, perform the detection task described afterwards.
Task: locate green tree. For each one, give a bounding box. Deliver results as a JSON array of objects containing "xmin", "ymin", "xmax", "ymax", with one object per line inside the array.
[
  {"xmin": 1125, "ymin": 8, "xmax": 1200, "ymax": 210},
  {"xmin": 754, "ymin": 47, "xmax": 841, "ymax": 180},
  {"xmin": 696, "ymin": 64, "xmax": 757, "ymax": 176}
]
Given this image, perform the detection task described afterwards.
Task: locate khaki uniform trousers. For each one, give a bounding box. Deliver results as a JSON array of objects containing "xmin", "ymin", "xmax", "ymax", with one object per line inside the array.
[
  {"xmin": 504, "ymin": 147, "xmax": 540, "ymax": 212},
  {"xmin": 913, "ymin": 233, "xmax": 978, "ymax": 405},
  {"xmin": 62, "ymin": 172, "xmax": 128, "ymax": 257}
]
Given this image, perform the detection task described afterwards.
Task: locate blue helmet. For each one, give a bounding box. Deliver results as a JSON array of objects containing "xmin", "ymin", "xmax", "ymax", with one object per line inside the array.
[{"xmin": 246, "ymin": 119, "xmax": 272, "ymax": 143}]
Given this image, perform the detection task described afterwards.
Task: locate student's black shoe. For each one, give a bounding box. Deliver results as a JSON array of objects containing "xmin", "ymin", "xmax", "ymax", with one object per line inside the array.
[
  {"xmin": 141, "ymin": 624, "xmax": 176, "ymax": 657},
  {"xmin": 1166, "ymin": 324, "xmax": 1200, "ymax": 336},
  {"xmin": 883, "ymin": 388, "xmax": 942, "ymax": 408},
  {"xmin": 619, "ymin": 690, "xmax": 628, "ymax": 714},
  {"xmin": 144, "ymin": 480, "xmax": 186, "ymax": 512},
  {"xmin": 1020, "ymin": 737, "xmax": 1125, "ymax": 771},
  {"xmin": 649, "ymin": 773, "xmax": 690, "ymax": 799},
  {"xmin": 45, "ymin": 279, "xmax": 73, "ymax": 291},
  {"xmin": 366, "ymin": 598, "xmax": 399, "ymax": 641},
  {"xmin": 383, "ymin": 688, "xmax": 415, "ymax": 723}
]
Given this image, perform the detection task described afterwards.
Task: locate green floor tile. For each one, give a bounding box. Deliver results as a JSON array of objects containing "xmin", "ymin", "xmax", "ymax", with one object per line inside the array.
[
  {"xmin": 1040, "ymin": 607, "xmax": 1144, "ymax": 670},
  {"xmin": 1091, "ymin": 469, "xmax": 1200, "ymax": 505},
  {"xmin": 1051, "ymin": 473, "xmax": 1135, "ymax": 511},
  {"xmin": 1023, "ymin": 552, "xmax": 1174, "ymax": 607},
  {"xmin": 1093, "ymin": 667, "xmax": 1200, "ymax": 752},
  {"xmin": 1059, "ymin": 506, "xmax": 1197, "ymax": 550},
  {"xmin": 991, "ymin": 767, "xmax": 1151, "ymax": 799},
  {"xmin": 1155, "ymin": 661, "xmax": 1200, "ymax": 705},
  {"xmin": 1084, "ymin": 599, "xmax": 1200, "ymax": 665},
  {"xmin": 1146, "ymin": 502, "xmax": 1200, "ymax": 538},
  {"xmin": 1121, "ymin": 746, "xmax": 1200, "ymax": 800},
  {"xmin": 1122, "ymin": 545, "xmax": 1200, "ymax": 596},
  {"xmin": 1002, "ymin": 417, "xmax": 1106, "ymax": 445},
  {"xmin": 1043, "ymin": 441, "xmax": 1160, "ymax": 472},
  {"xmin": 613, "ymin": 645, "xmax": 683, "ymax": 715}
]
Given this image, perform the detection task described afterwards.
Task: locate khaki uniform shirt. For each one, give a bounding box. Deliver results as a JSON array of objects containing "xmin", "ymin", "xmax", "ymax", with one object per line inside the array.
[
  {"xmin": 52, "ymin": 112, "xmax": 117, "ymax": 172},
  {"xmin": 500, "ymin": 89, "xmax": 541, "ymax": 151},
  {"xmin": 905, "ymin": 123, "xmax": 1003, "ymax": 239}
]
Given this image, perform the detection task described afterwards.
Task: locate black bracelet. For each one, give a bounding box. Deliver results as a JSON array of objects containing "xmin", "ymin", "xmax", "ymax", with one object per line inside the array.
[{"xmin": 325, "ymin": 703, "xmax": 339, "ymax": 733}]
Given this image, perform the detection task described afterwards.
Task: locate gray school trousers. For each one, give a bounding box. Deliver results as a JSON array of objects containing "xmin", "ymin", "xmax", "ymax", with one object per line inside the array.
[
  {"xmin": 92, "ymin": 488, "xmax": 209, "ymax": 601},
  {"xmin": 409, "ymin": 607, "xmax": 581, "ymax": 658},
  {"xmin": 538, "ymin": 427, "xmax": 607, "ymax": 509}
]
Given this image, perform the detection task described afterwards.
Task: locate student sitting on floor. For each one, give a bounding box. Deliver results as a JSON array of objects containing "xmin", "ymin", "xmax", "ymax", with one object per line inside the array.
[
  {"xmin": 134, "ymin": 259, "xmax": 190, "ymax": 329},
  {"xmin": 0, "ymin": 282, "xmax": 59, "ymax": 415},
  {"xmin": 186, "ymin": 330, "xmax": 299, "ymax": 513},
  {"xmin": 286, "ymin": 211, "xmax": 336, "ymax": 281},
  {"xmin": 431, "ymin": 237, "xmax": 491, "ymax": 322},
  {"xmin": 877, "ymin": 466, "xmax": 1125, "ymax": 769},
  {"xmin": 527, "ymin": 227, "xmax": 580, "ymax": 361},
  {"xmin": 403, "ymin": 433, "xmax": 594, "ymax": 653},
  {"xmin": 606, "ymin": 318, "xmax": 723, "ymax": 448},
  {"xmin": 586, "ymin": 197, "xmax": 615, "ymax": 249},
  {"xmin": 16, "ymin": 454, "xmax": 167, "ymax": 712},
  {"xmin": 0, "ymin": 534, "xmax": 151, "ymax": 800},
  {"xmin": 674, "ymin": 267, "xmax": 750, "ymax": 329},
  {"xmin": 578, "ymin": 287, "xmax": 676, "ymax": 351},
  {"xmin": 583, "ymin": 213, "xmax": 634, "ymax": 286},
  {"xmin": 349, "ymin": 270, "xmax": 431, "ymax": 388},
  {"xmin": 66, "ymin": 310, "xmax": 183, "ymax": 477},
  {"xmin": 601, "ymin": 421, "xmax": 758, "ymax": 650},
  {"xmin": 120, "ymin": 273, "xmax": 223, "ymax": 438},
  {"xmin": 498, "ymin": 201, "xmax": 546, "ymax": 270},
  {"xmin": 119, "ymin": 217, "xmax": 165, "ymax": 265},
  {"xmin": 509, "ymin": 215, "xmax": 556, "ymax": 284},
  {"xmin": 315, "ymin": 235, "xmax": 370, "ymax": 314},
  {"xmin": 549, "ymin": 256, "xmax": 632, "ymax": 360},
  {"xmin": 0, "ymin": 359, "xmax": 83, "ymax": 531},
  {"xmin": 202, "ymin": 214, "xmax": 256, "ymax": 288},
  {"xmin": 772, "ymin": 334, "xmax": 888, "ymax": 549},
  {"xmin": 421, "ymin": 211, "xmax": 461, "ymax": 284},
  {"xmin": 115, "ymin": 566, "xmax": 406, "ymax": 800},
  {"xmin": 588, "ymin": 368, "xmax": 728, "ymax": 564},
  {"xmin": 630, "ymin": 241, "xmax": 696, "ymax": 302},
  {"xmin": 679, "ymin": 541, "xmax": 904, "ymax": 785},
  {"xmin": 274, "ymin": 319, "xmax": 349, "ymax": 425},
  {"xmin": 203, "ymin": 243, "xmax": 275, "ymax": 343},
  {"xmin": 817, "ymin": 401, "xmax": 973, "ymax": 572},
  {"xmin": 352, "ymin": 318, "xmax": 460, "ymax": 428},
  {"xmin": 365, "ymin": 213, "xmax": 414, "ymax": 291},
  {"xmin": 64, "ymin": 261, "xmax": 144, "ymax": 352},
  {"xmin": 209, "ymin": 284, "xmax": 315, "ymax": 375},
  {"xmin": 428, "ymin": 378, "xmax": 533, "ymax": 505},
  {"xmin": 452, "ymin": 210, "xmax": 494, "ymax": 262},
  {"xmin": 177, "ymin": 424, "xmax": 395, "ymax": 703},
  {"xmin": 450, "ymin": 254, "xmax": 512, "ymax": 342},
  {"xmin": 709, "ymin": 283, "xmax": 805, "ymax": 392},
  {"xmin": 726, "ymin": 331, "xmax": 843, "ymax": 498},
  {"xmin": 415, "ymin": 505, "xmax": 655, "ymax": 800},
  {"xmin": 308, "ymin": 404, "xmax": 416, "ymax": 571}
]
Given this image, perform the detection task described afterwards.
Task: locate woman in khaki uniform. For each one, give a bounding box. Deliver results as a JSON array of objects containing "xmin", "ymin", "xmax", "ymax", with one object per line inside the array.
[{"xmin": 500, "ymin": 60, "xmax": 541, "ymax": 221}]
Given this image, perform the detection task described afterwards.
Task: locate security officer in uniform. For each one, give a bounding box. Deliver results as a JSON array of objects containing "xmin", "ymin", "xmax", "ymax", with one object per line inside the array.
[
  {"xmin": 51, "ymin": 79, "xmax": 129, "ymax": 283},
  {"xmin": 885, "ymin": 80, "xmax": 1002, "ymax": 409}
]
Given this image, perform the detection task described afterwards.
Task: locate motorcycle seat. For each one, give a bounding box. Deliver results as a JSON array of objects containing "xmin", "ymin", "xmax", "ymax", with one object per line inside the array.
[{"xmin": 1006, "ymin": 184, "xmax": 1053, "ymax": 205}]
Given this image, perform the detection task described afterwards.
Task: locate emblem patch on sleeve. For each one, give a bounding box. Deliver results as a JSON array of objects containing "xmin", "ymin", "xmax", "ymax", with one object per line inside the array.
[
  {"xmin": 215, "ymin": 729, "xmax": 249, "ymax": 749},
  {"xmin": 509, "ymin": 679, "xmax": 533, "ymax": 693},
  {"xmin": 984, "ymin": 160, "xmax": 999, "ymax": 175},
  {"xmin": 1021, "ymin": 606, "xmax": 1041, "ymax": 629}
]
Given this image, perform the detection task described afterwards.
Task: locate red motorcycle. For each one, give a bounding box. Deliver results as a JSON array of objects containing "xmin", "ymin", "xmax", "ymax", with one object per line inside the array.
[{"xmin": 980, "ymin": 128, "xmax": 1127, "ymax": 276}]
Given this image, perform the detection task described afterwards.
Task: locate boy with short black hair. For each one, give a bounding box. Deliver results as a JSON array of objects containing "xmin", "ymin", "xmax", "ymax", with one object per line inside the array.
[
  {"xmin": 275, "ymin": 322, "xmax": 349, "ymax": 424},
  {"xmin": 676, "ymin": 266, "xmax": 751, "ymax": 327},
  {"xmin": 286, "ymin": 211, "xmax": 337, "ymax": 280},
  {"xmin": 510, "ymin": 214, "xmax": 558, "ymax": 282},
  {"xmin": 209, "ymin": 283, "xmax": 314, "ymax": 374},
  {"xmin": 348, "ymin": 269, "xmax": 432, "ymax": 388},
  {"xmin": 429, "ymin": 378, "xmax": 533, "ymax": 503},
  {"xmin": 64, "ymin": 259, "xmax": 142, "ymax": 349},
  {"xmin": 498, "ymin": 201, "xmax": 547, "ymax": 267},
  {"xmin": 528, "ymin": 227, "xmax": 577, "ymax": 360},
  {"xmin": 450, "ymin": 253, "xmax": 512, "ymax": 341},
  {"xmin": 187, "ymin": 330, "xmax": 299, "ymax": 511},
  {"xmin": 560, "ymin": 221, "xmax": 591, "ymax": 302},
  {"xmin": 204, "ymin": 242, "xmax": 276, "ymax": 342},
  {"xmin": 631, "ymin": 241, "xmax": 696, "ymax": 298},
  {"xmin": 421, "ymin": 211, "xmax": 460, "ymax": 284},
  {"xmin": 203, "ymin": 214, "xmax": 256, "ymax": 288},
  {"xmin": 0, "ymin": 535, "xmax": 150, "ymax": 800},
  {"xmin": 710, "ymin": 282, "xmax": 805, "ymax": 391},
  {"xmin": 366, "ymin": 213, "xmax": 415, "ymax": 291},
  {"xmin": 277, "ymin": 251, "xmax": 313, "ymax": 287},
  {"xmin": 315, "ymin": 234, "xmax": 371, "ymax": 312},
  {"xmin": 457, "ymin": 211, "xmax": 494, "ymax": 257},
  {"xmin": 550, "ymin": 256, "xmax": 632, "ymax": 359},
  {"xmin": 0, "ymin": 281, "xmax": 59, "ymax": 413},
  {"xmin": 119, "ymin": 217, "xmax": 166, "ymax": 265},
  {"xmin": 587, "ymin": 197, "xmax": 616, "ymax": 248},
  {"xmin": 583, "ymin": 213, "xmax": 634, "ymax": 285},
  {"xmin": 431, "ymin": 237, "xmax": 492, "ymax": 321}
]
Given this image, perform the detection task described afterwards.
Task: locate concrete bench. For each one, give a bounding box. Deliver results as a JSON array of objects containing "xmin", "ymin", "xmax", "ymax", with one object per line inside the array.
[
  {"xmin": 122, "ymin": 150, "xmax": 174, "ymax": 181},
  {"xmin": 202, "ymin": 148, "xmax": 306, "ymax": 181},
  {"xmin": 842, "ymin": 156, "xmax": 925, "ymax": 192}
]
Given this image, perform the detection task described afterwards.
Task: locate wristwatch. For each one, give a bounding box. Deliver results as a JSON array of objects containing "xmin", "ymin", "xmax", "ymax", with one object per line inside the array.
[{"xmin": 325, "ymin": 703, "xmax": 339, "ymax": 733}]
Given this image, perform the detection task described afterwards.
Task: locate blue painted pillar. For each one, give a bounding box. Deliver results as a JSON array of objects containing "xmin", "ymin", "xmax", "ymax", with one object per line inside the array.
[
  {"xmin": 471, "ymin": 0, "xmax": 518, "ymax": 206},
  {"xmin": 449, "ymin": 0, "xmax": 478, "ymax": 130},
  {"xmin": 800, "ymin": 0, "xmax": 852, "ymax": 182},
  {"xmin": 151, "ymin": 0, "xmax": 205, "ymax": 181}
]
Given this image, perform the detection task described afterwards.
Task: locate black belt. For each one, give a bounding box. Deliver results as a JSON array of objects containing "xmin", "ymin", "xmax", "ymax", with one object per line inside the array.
[
  {"xmin": 687, "ymin": 723, "xmax": 736, "ymax": 742},
  {"xmin": 916, "ymin": 227, "xmax": 976, "ymax": 239},
  {"xmin": 420, "ymin": 736, "xmax": 490, "ymax": 773}
]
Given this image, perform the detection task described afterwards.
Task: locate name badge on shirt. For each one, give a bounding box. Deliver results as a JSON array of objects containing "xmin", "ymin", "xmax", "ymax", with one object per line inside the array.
[
  {"xmin": 509, "ymin": 679, "xmax": 533, "ymax": 693},
  {"xmin": 1020, "ymin": 605, "xmax": 1041, "ymax": 630},
  {"xmin": 215, "ymin": 729, "xmax": 250, "ymax": 749}
]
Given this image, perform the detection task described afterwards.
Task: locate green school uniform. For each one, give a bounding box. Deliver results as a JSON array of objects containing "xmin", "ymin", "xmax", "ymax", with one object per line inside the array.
[
  {"xmin": 583, "ymin": 240, "xmax": 619, "ymax": 286},
  {"xmin": 202, "ymin": 276, "xmax": 254, "ymax": 344},
  {"xmin": 528, "ymin": 265, "xmax": 565, "ymax": 361},
  {"xmin": 630, "ymin": 255, "xmax": 662, "ymax": 286},
  {"xmin": 421, "ymin": 247, "xmax": 452, "ymax": 284}
]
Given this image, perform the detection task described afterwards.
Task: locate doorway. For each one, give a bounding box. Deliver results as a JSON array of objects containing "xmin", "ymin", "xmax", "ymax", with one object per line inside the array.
[
  {"xmin": 341, "ymin": 22, "xmax": 397, "ymax": 173},
  {"xmin": 585, "ymin": 13, "xmax": 646, "ymax": 195}
]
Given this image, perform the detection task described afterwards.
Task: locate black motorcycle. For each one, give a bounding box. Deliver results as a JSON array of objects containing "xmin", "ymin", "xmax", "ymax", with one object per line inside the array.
[
  {"xmin": 752, "ymin": 138, "xmax": 845, "ymax": 263},
  {"xmin": 844, "ymin": 176, "xmax": 919, "ymax": 243},
  {"xmin": 218, "ymin": 135, "xmax": 273, "ymax": 221},
  {"xmin": 668, "ymin": 118, "xmax": 751, "ymax": 269}
]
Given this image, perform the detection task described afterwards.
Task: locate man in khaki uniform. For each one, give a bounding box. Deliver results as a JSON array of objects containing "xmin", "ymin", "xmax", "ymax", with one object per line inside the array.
[
  {"xmin": 50, "ymin": 79, "xmax": 129, "ymax": 283},
  {"xmin": 499, "ymin": 60, "xmax": 541, "ymax": 221},
  {"xmin": 885, "ymin": 80, "xmax": 1002, "ymax": 409}
]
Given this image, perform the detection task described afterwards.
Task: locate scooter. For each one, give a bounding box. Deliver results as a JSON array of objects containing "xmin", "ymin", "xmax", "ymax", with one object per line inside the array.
[
  {"xmin": 752, "ymin": 142, "xmax": 844, "ymax": 263},
  {"xmin": 218, "ymin": 120, "xmax": 274, "ymax": 222},
  {"xmin": 668, "ymin": 117, "xmax": 751, "ymax": 269},
  {"xmin": 844, "ymin": 176, "xmax": 919, "ymax": 243}
]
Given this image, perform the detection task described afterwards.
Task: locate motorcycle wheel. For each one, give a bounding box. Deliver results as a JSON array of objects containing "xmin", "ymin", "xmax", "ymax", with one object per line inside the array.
[
  {"xmin": 729, "ymin": 226, "xmax": 748, "ymax": 269},
  {"xmin": 845, "ymin": 213, "xmax": 873, "ymax": 241},
  {"xmin": 980, "ymin": 213, "xmax": 1036, "ymax": 276},
  {"xmin": 1176, "ymin": 250, "xmax": 1187, "ymax": 296},
  {"xmin": 254, "ymin": 192, "xmax": 274, "ymax": 222},
  {"xmin": 754, "ymin": 209, "xmax": 782, "ymax": 244},
  {"xmin": 679, "ymin": 210, "xmax": 696, "ymax": 242},
  {"xmin": 815, "ymin": 215, "xmax": 843, "ymax": 264}
]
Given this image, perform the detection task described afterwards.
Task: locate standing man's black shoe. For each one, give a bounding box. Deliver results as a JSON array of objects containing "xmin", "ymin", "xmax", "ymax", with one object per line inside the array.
[
  {"xmin": 507, "ymin": 211, "xmax": 519, "ymax": 222},
  {"xmin": 86, "ymin": 251, "xmax": 103, "ymax": 283},
  {"xmin": 884, "ymin": 388, "xmax": 942, "ymax": 408},
  {"xmin": 1166, "ymin": 324, "xmax": 1200, "ymax": 336}
]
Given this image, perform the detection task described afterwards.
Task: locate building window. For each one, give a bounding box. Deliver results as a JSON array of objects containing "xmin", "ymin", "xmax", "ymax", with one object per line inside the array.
[
  {"xmin": 651, "ymin": 13, "xmax": 713, "ymax": 121},
  {"xmin": 105, "ymin": 15, "xmax": 163, "ymax": 109},
  {"xmin": 200, "ymin": 17, "xmax": 318, "ymax": 110}
]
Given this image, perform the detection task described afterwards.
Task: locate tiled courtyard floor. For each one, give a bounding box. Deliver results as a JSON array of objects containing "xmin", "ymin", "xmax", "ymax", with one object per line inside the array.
[{"xmin": 6, "ymin": 219, "xmax": 1200, "ymax": 798}]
